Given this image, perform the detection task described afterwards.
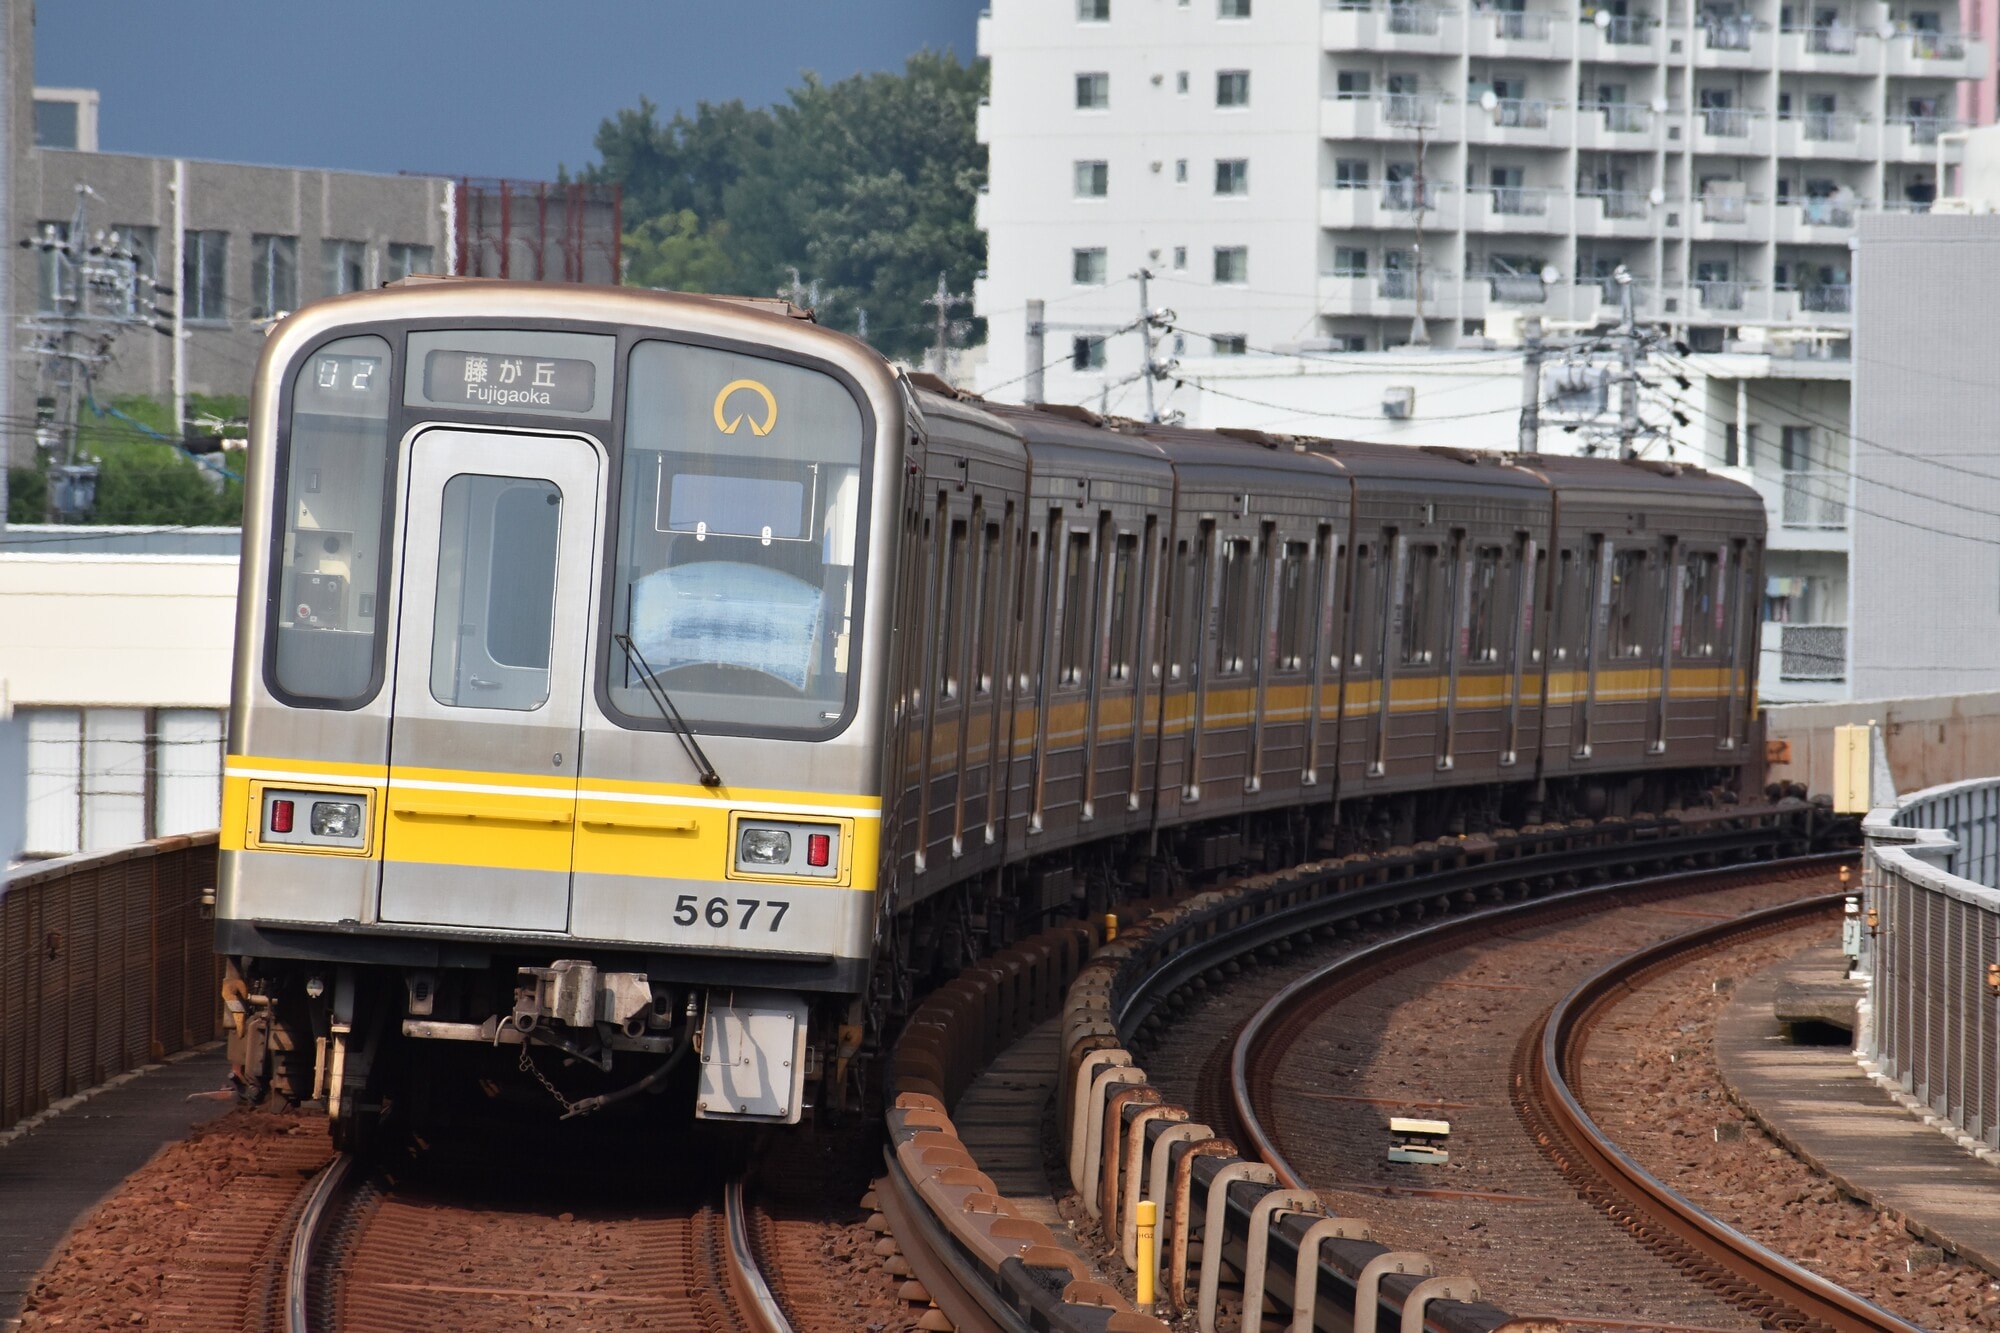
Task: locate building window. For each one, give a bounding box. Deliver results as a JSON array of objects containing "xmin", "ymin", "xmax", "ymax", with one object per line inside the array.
[
  {"xmin": 33, "ymin": 220, "xmax": 70, "ymax": 313},
  {"xmin": 1336, "ymin": 70, "xmax": 1372, "ymax": 100},
  {"xmin": 1328, "ymin": 334, "xmax": 1367, "ymax": 352},
  {"xmin": 1334, "ymin": 247, "xmax": 1369, "ymax": 276},
  {"xmin": 386, "ymin": 242, "xmax": 435, "ymax": 282},
  {"xmin": 113, "ymin": 225, "xmax": 159, "ymax": 314},
  {"xmin": 182, "ymin": 229, "xmax": 228, "ymax": 321},
  {"xmin": 1074, "ymin": 160, "xmax": 1110, "ymax": 198},
  {"xmin": 323, "ymin": 238, "xmax": 367, "ymax": 296},
  {"xmin": 1076, "ymin": 72, "xmax": 1110, "ymax": 109},
  {"xmin": 1781, "ymin": 424, "xmax": 1815, "ymax": 471},
  {"xmin": 1072, "ymin": 335, "xmax": 1107, "ymax": 370},
  {"xmin": 1213, "ymin": 246, "xmax": 1248, "ymax": 284},
  {"xmin": 1173, "ymin": 245, "xmax": 1188, "ymax": 269},
  {"xmin": 1073, "ymin": 247, "xmax": 1109, "ymax": 285},
  {"xmin": 34, "ymin": 99, "xmax": 79, "ymax": 150},
  {"xmin": 1174, "ymin": 159, "xmax": 1189, "ymax": 183},
  {"xmin": 1176, "ymin": 71, "xmax": 1190, "ymax": 94},
  {"xmin": 250, "ymin": 234, "xmax": 299, "ymax": 319},
  {"xmin": 1078, "ymin": 0, "xmax": 1110, "ymax": 18},
  {"xmin": 1335, "ymin": 158, "xmax": 1371, "ymax": 188},
  {"xmin": 1213, "ymin": 334, "xmax": 1248, "ymax": 355},
  {"xmin": 1221, "ymin": 0, "xmax": 1251, "ymax": 13},
  {"xmin": 1214, "ymin": 158, "xmax": 1249, "ymax": 194},
  {"xmin": 1217, "ymin": 70, "xmax": 1251, "ymax": 106}
]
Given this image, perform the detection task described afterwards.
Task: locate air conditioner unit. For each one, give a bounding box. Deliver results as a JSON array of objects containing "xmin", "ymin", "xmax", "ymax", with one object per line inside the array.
[{"xmin": 1383, "ymin": 386, "xmax": 1416, "ymax": 419}]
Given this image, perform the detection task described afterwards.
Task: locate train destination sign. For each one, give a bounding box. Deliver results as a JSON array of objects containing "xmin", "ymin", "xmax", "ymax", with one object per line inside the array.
[{"xmin": 422, "ymin": 348, "xmax": 597, "ymax": 413}]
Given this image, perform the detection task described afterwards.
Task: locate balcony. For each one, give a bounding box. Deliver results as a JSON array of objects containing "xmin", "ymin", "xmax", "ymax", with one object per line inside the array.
[
  {"xmin": 1320, "ymin": 93, "xmax": 1450, "ymax": 140},
  {"xmin": 1773, "ymin": 284, "xmax": 1854, "ymax": 323},
  {"xmin": 1467, "ymin": 185, "xmax": 1570, "ymax": 232},
  {"xmin": 1480, "ymin": 270, "xmax": 1553, "ymax": 304},
  {"xmin": 1778, "ymin": 24, "xmax": 1867, "ymax": 70},
  {"xmin": 1773, "ymin": 112, "xmax": 1877, "ymax": 158},
  {"xmin": 1574, "ymin": 101, "xmax": 1658, "ymax": 150},
  {"xmin": 1693, "ymin": 279, "xmax": 1760, "ymax": 314},
  {"xmin": 1776, "ymin": 623, "xmax": 1846, "ymax": 683},
  {"xmin": 1578, "ymin": 190, "xmax": 1658, "ymax": 235},
  {"xmin": 1577, "ymin": 13, "xmax": 1659, "ymax": 61},
  {"xmin": 1694, "ymin": 106, "xmax": 1773, "ymax": 155},
  {"xmin": 1319, "ymin": 181, "xmax": 1462, "ymax": 229},
  {"xmin": 1695, "ymin": 15, "xmax": 1774, "ymax": 64},
  {"xmin": 1780, "ymin": 468, "xmax": 1848, "ymax": 529},
  {"xmin": 1692, "ymin": 189, "xmax": 1768, "ymax": 238},
  {"xmin": 1884, "ymin": 29, "xmax": 1986, "ymax": 76},
  {"xmin": 1466, "ymin": 7, "xmax": 1572, "ymax": 56},
  {"xmin": 1322, "ymin": 1, "xmax": 1459, "ymax": 53},
  {"xmin": 1464, "ymin": 97, "xmax": 1561, "ymax": 146},
  {"xmin": 1318, "ymin": 269, "xmax": 1456, "ymax": 317},
  {"xmin": 1885, "ymin": 116, "xmax": 1964, "ymax": 158},
  {"xmin": 1770, "ymin": 197, "xmax": 1859, "ymax": 243}
]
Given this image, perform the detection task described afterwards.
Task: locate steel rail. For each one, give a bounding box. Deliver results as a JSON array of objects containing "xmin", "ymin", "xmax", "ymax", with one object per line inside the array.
[
  {"xmin": 722, "ymin": 1178, "xmax": 799, "ymax": 1333},
  {"xmin": 1536, "ymin": 894, "xmax": 1927, "ymax": 1333},
  {"xmin": 282, "ymin": 1151, "xmax": 356, "ymax": 1333},
  {"xmin": 1230, "ymin": 852, "xmax": 1852, "ymax": 1188}
]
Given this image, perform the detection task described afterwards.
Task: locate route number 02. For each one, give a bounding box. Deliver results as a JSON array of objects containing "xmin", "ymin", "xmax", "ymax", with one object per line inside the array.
[{"xmin": 673, "ymin": 894, "xmax": 792, "ymax": 931}]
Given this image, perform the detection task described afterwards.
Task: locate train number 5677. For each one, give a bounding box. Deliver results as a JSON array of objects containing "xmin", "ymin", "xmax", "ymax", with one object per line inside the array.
[{"xmin": 673, "ymin": 895, "xmax": 791, "ymax": 931}]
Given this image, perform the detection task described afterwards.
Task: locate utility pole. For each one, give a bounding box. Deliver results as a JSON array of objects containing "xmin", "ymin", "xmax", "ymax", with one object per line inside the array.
[
  {"xmin": 20, "ymin": 184, "xmax": 176, "ymax": 521},
  {"xmin": 855, "ymin": 306, "xmax": 868, "ymax": 342},
  {"xmin": 1024, "ymin": 299, "xmax": 1046, "ymax": 404},
  {"xmin": 1517, "ymin": 315, "xmax": 1544, "ymax": 453},
  {"xmin": 1409, "ymin": 122, "xmax": 1430, "ymax": 346},
  {"xmin": 922, "ymin": 270, "xmax": 971, "ymax": 384},
  {"xmin": 1130, "ymin": 268, "xmax": 1178, "ymax": 423},
  {"xmin": 1613, "ymin": 265, "xmax": 1641, "ymax": 459}
]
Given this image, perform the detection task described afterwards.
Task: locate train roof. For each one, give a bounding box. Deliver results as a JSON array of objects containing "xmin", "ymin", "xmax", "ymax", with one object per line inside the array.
[{"xmin": 1507, "ymin": 452, "xmax": 1765, "ymax": 514}]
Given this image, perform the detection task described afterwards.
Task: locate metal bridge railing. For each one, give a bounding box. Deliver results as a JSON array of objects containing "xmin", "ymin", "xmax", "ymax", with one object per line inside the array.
[
  {"xmin": 1, "ymin": 833, "xmax": 222, "ymax": 1135},
  {"xmin": 1864, "ymin": 779, "xmax": 2000, "ymax": 1148}
]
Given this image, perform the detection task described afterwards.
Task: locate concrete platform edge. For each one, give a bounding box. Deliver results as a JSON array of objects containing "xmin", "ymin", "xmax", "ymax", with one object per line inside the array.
[{"xmin": 0, "ymin": 1040, "xmax": 226, "ymax": 1152}]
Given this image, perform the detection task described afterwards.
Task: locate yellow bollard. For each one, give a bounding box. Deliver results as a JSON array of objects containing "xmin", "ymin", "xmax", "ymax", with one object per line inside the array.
[
  {"xmin": 1104, "ymin": 912, "xmax": 1119, "ymax": 942},
  {"xmin": 1135, "ymin": 1198, "xmax": 1158, "ymax": 1310}
]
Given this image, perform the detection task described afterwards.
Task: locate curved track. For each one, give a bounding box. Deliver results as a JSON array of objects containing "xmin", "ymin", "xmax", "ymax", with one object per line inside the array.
[
  {"xmin": 1228, "ymin": 854, "xmax": 1923, "ymax": 1333},
  {"xmin": 281, "ymin": 1155, "xmax": 796, "ymax": 1333}
]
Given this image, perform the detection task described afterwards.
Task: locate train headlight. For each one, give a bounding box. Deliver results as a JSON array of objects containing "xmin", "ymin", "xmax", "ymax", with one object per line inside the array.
[
  {"xmin": 310, "ymin": 800, "xmax": 363, "ymax": 839},
  {"xmin": 739, "ymin": 827, "xmax": 793, "ymax": 865}
]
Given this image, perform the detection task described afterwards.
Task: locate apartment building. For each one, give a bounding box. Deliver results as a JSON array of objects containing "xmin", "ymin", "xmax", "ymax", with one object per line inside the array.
[{"xmin": 973, "ymin": 0, "xmax": 1986, "ymax": 407}]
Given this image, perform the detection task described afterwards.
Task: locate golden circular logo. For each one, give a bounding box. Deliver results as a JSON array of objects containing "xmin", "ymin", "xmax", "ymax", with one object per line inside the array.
[{"xmin": 712, "ymin": 379, "xmax": 778, "ymax": 437}]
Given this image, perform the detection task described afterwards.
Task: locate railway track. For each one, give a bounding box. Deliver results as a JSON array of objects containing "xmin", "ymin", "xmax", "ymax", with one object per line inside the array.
[
  {"xmin": 276, "ymin": 1152, "xmax": 797, "ymax": 1333},
  {"xmin": 1227, "ymin": 854, "xmax": 1923, "ymax": 1333}
]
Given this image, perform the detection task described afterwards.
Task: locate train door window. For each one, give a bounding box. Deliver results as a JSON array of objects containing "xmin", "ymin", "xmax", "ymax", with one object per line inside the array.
[
  {"xmin": 1167, "ymin": 537, "xmax": 1198, "ymax": 681},
  {"xmin": 1106, "ymin": 530, "xmax": 1139, "ymax": 681},
  {"xmin": 939, "ymin": 513, "xmax": 968, "ymax": 700},
  {"xmin": 1215, "ymin": 536, "xmax": 1255, "ymax": 675},
  {"xmin": 1347, "ymin": 542, "xmax": 1377, "ymax": 670},
  {"xmin": 1680, "ymin": 549, "xmax": 1720, "ymax": 657},
  {"xmin": 1058, "ymin": 527, "xmax": 1094, "ymax": 687},
  {"xmin": 1274, "ymin": 540, "xmax": 1312, "ymax": 671},
  {"xmin": 1467, "ymin": 545, "xmax": 1503, "ymax": 663},
  {"xmin": 1551, "ymin": 548, "xmax": 1581, "ymax": 662},
  {"xmin": 1526, "ymin": 544, "xmax": 1546, "ymax": 663},
  {"xmin": 1023, "ymin": 521, "xmax": 1050, "ymax": 694},
  {"xmin": 1401, "ymin": 543, "xmax": 1440, "ymax": 666},
  {"xmin": 429, "ymin": 475, "xmax": 560, "ymax": 712},
  {"xmin": 272, "ymin": 334, "xmax": 395, "ymax": 705},
  {"xmin": 1607, "ymin": 548, "xmax": 1651, "ymax": 658},
  {"xmin": 972, "ymin": 515, "xmax": 1003, "ymax": 696}
]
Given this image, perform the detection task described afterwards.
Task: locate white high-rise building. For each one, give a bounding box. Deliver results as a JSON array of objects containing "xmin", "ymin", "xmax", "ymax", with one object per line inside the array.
[{"xmin": 972, "ymin": 0, "xmax": 1985, "ymax": 409}]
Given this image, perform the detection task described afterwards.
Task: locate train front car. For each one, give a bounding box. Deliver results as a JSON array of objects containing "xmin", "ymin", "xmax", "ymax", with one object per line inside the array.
[{"xmin": 216, "ymin": 282, "xmax": 903, "ymax": 1147}]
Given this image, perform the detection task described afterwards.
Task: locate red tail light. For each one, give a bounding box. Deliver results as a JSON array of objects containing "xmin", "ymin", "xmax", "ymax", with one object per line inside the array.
[
  {"xmin": 806, "ymin": 833, "xmax": 831, "ymax": 867},
  {"xmin": 270, "ymin": 799, "xmax": 295, "ymax": 834}
]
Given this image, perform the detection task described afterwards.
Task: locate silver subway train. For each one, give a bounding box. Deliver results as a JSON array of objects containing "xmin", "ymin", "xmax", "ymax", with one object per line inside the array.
[{"xmin": 217, "ymin": 281, "xmax": 1766, "ymax": 1146}]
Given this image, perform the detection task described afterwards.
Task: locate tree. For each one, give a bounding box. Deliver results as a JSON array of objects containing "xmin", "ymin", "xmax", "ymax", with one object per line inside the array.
[
  {"xmin": 585, "ymin": 51, "xmax": 986, "ymax": 363},
  {"xmin": 6, "ymin": 394, "xmax": 245, "ymax": 525}
]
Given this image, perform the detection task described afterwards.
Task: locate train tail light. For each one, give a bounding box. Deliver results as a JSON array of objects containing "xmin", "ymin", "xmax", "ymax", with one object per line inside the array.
[
  {"xmin": 806, "ymin": 833, "xmax": 831, "ymax": 867},
  {"xmin": 269, "ymin": 799, "xmax": 295, "ymax": 834}
]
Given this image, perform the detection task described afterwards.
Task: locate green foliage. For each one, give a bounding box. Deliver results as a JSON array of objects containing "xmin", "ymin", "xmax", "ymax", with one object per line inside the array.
[
  {"xmin": 6, "ymin": 394, "xmax": 245, "ymax": 526},
  {"xmin": 585, "ymin": 51, "xmax": 987, "ymax": 363}
]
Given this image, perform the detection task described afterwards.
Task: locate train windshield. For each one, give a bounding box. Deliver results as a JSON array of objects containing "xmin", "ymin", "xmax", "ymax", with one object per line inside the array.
[{"xmin": 609, "ymin": 341, "xmax": 866, "ymax": 738}]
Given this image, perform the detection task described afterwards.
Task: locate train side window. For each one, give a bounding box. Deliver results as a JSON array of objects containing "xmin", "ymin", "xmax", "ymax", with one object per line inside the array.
[
  {"xmin": 1680, "ymin": 550, "xmax": 1720, "ymax": 657},
  {"xmin": 1550, "ymin": 549, "xmax": 1579, "ymax": 663},
  {"xmin": 1607, "ymin": 548, "xmax": 1651, "ymax": 658},
  {"xmin": 1347, "ymin": 542, "xmax": 1376, "ymax": 670},
  {"xmin": 972, "ymin": 518, "xmax": 1002, "ymax": 696},
  {"xmin": 939, "ymin": 514, "xmax": 968, "ymax": 701},
  {"xmin": 1215, "ymin": 537, "xmax": 1255, "ymax": 676},
  {"xmin": 429, "ymin": 475, "xmax": 559, "ymax": 713},
  {"xmin": 1167, "ymin": 538, "xmax": 1197, "ymax": 681},
  {"xmin": 1274, "ymin": 540, "xmax": 1312, "ymax": 672},
  {"xmin": 1401, "ymin": 543, "xmax": 1440, "ymax": 667},
  {"xmin": 1058, "ymin": 528, "xmax": 1094, "ymax": 687},
  {"xmin": 1106, "ymin": 531, "xmax": 1139, "ymax": 681},
  {"xmin": 1467, "ymin": 545, "xmax": 1503, "ymax": 664},
  {"xmin": 1525, "ymin": 543, "xmax": 1546, "ymax": 664}
]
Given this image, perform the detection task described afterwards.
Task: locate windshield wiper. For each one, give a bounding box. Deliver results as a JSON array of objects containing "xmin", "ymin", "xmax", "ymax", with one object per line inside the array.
[{"xmin": 613, "ymin": 632, "xmax": 723, "ymax": 788}]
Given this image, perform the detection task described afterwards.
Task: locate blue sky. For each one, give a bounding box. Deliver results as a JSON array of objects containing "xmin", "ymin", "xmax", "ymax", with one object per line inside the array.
[{"xmin": 35, "ymin": 2, "xmax": 984, "ymax": 179}]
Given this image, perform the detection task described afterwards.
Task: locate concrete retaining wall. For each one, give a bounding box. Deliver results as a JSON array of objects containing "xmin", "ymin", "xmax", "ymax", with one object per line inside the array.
[{"xmin": 1765, "ymin": 692, "xmax": 2000, "ymax": 799}]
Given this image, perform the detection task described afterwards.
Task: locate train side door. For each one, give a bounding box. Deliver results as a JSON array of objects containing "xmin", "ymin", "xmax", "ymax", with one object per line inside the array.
[{"xmin": 378, "ymin": 429, "xmax": 601, "ymax": 933}]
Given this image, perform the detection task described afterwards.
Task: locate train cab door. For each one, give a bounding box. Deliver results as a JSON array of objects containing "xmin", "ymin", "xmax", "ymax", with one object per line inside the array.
[{"xmin": 377, "ymin": 429, "xmax": 602, "ymax": 933}]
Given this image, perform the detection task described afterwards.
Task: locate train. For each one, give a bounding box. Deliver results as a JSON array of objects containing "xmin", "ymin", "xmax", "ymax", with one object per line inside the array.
[{"xmin": 215, "ymin": 280, "xmax": 1766, "ymax": 1148}]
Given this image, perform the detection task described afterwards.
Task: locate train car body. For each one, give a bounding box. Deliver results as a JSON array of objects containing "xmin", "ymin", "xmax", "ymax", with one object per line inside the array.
[{"xmin": 215, "ymin": 282, "xmax": 1765, "ymax": 1145}]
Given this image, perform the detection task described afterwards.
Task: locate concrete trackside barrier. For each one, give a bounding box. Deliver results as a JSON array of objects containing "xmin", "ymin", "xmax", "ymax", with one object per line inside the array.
[
  {"xmin": 1766, "ymin": 692, "xmax": 2000, "ymax": 798},
  {"xmin": 1, "ymin": 833, "xmax": 223, "ymax": 1134}
]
